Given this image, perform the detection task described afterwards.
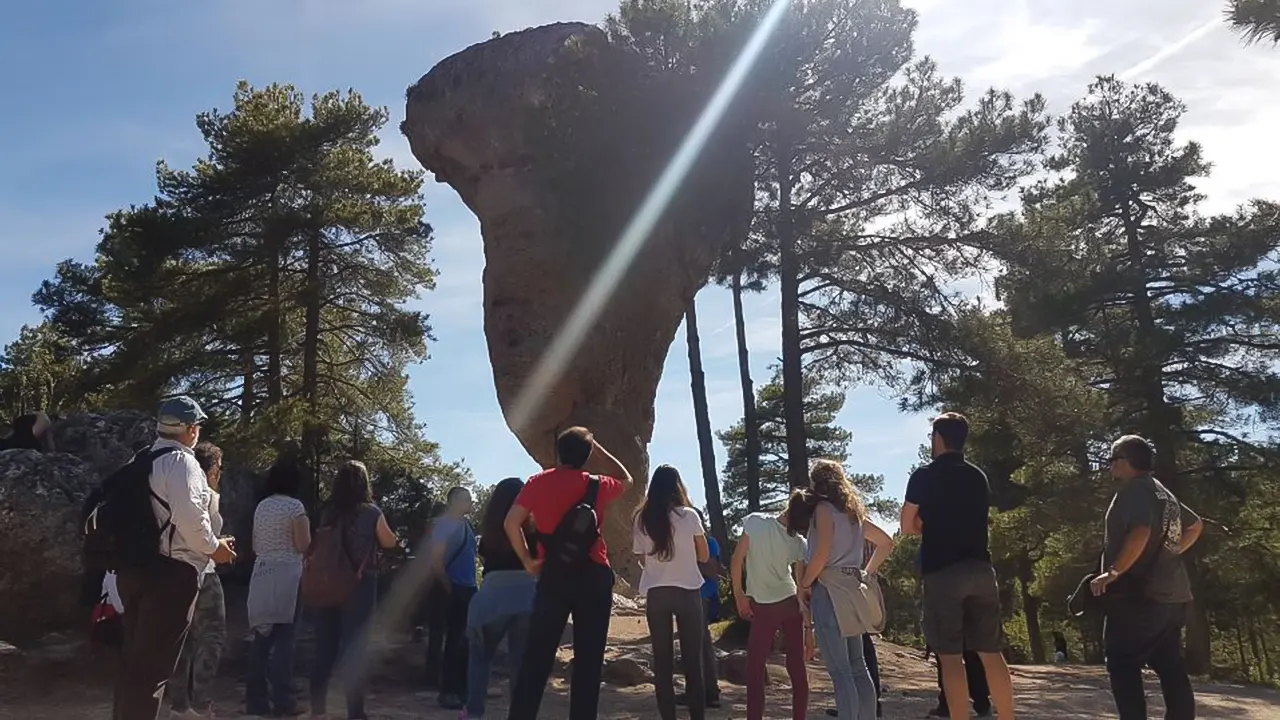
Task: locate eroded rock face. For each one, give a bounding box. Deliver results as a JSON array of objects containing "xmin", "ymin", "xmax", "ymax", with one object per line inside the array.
[
  {"xmin": 49, "ymin": 411, "xmax": 153, "ymax": 480},
  {"xmin": 0, "ymin": 449, "xmax": 98, "ymax": 644},
  {"xmin": 403, "ymin": 23, "xmax": 754, "ymax": 582}
]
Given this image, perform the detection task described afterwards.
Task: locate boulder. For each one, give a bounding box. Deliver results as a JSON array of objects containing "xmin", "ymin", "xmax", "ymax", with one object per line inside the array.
[
  {"xmin": 600, "ymin": 656, "xmax": 651, "ymax": 687},
  {"xmin": 48, "ymin": 411, "xmax": 153, "ymax": 480},
  {"xmin": 403, "ymin": 23, "xmax": 754, "ymax": 586},
  {"xmin": 612, "ymin": 593, "xmax": 643, "ymax": 616},
  {"xmin": 216, "ymin": 466, "xmax": 261, "ymax": 557},
  {"xmin": 0, "ymin": 449, "xmax": 98, "ymax": 644},
  {"xmin": 718, "ymin": 650, "xmax": 796, "ymax": 687}
]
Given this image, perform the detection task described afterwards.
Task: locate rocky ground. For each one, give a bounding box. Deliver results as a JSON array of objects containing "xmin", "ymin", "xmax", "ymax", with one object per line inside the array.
[{"xmin": 3, "ymin": 611, "xmax": 1278, "ymax": 719}]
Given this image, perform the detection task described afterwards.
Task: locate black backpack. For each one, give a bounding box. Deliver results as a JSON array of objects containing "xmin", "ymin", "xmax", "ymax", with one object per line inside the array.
[
  {"xmin": 82, "ymin": 446, "xmax": 180, "ymax": 575},
  {"xmin": 543, "ymin": 475, "xmax": 601, "ymax": 575}
]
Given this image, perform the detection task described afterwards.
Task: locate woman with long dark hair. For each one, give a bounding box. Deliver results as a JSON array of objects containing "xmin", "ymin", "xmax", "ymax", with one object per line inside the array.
[
  {"xmin": 633, "ymin": 465, "xmax": 710, "ymax": 720},
  {"xmin": 309, "ymin": 460, "xmax": 398, "ymax": 720},
  {"xmin": 461, "ymin": 477, "xmax": 537, "ymax": 719},
  {"xmin": 798, "ymin": 460, "xmax": 894, "ymax": 720}
]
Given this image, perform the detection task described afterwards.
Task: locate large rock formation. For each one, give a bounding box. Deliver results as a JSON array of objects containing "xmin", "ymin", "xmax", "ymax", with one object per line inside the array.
[
  {"xmin": 0, "ymin": 449, "xmax": 98, "ymax": 644},
  {"xmin": 402, "ymin": 23, "xmax": 754, "ymax": 581}
]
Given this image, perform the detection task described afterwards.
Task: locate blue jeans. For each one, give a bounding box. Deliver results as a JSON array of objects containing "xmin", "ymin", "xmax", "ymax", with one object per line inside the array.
[
  {"xmin": 811, "ymin": 582, "xmax": 877, "ymax": 720},
  {"xmin": 310, "ymin": 572, "xmax": 378, "ymax": 719},
  {"xmin": 464, "ymin": 612, "xmax": 531, "ymax": 718},
  {"xmin": 246, "ymin": 622, "xmax": 297, "ymax": 714}
]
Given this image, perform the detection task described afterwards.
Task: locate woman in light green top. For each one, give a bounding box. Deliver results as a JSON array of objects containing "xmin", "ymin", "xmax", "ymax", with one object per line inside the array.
[{"xmin": 730, "ymin": 490, "xmax": 816, "ymax": 720}]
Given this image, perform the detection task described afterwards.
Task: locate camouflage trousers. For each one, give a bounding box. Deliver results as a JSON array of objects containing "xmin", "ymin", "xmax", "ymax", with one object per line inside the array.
[{"xmin": 169, "ymin": 571, "xmax": 226, "ymax": 712}]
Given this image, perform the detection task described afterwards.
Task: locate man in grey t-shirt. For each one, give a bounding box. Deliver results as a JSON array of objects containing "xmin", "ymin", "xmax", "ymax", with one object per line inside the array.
[{"xmin": 1091, "ymin": 435, "xmax": 1203, "ymax": 720}]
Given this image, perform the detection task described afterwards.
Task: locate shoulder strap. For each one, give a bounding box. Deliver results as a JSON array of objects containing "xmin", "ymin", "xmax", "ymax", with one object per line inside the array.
[
  {"xmin": 583, "ymin": 475, "xmax": 601, "ymax": 508},
  {"xmin": 141, "ymin": 445, "xmax": 185, "ymax": 553},
  {"xmin": 445, "ymin": 521, "xmax": 472, "ymax": 570}
]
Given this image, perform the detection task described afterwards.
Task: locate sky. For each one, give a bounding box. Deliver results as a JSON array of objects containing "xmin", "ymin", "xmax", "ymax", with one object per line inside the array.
[{"xmin": 2, "ymin": 0, "xmax": 1278, "ymax": 510}]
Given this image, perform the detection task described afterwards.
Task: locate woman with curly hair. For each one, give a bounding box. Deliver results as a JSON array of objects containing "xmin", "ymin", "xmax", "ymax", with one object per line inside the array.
[
  {"xmin": 798, "ymin": 459, "xmax": 894, "ymax": 720},
  {"xmin": 633, "ymin": 465, "xmax": 710, "ymax": 720}
]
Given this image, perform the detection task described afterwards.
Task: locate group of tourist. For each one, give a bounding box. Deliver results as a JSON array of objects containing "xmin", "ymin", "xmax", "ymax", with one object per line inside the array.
[{"xmin": 96, "ymin": 395, "xmax": 1204, "ymax": 720}]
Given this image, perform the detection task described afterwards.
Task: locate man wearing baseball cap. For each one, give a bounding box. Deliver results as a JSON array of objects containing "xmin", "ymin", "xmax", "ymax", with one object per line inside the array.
[{"xmin": 113, "ymin": 395, "xmax": 236, "ymax": 720}]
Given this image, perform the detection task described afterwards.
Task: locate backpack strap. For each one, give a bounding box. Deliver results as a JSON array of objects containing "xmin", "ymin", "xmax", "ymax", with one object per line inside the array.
[
  {"xmin": 445, "ymin": 521, "xmax": 473, "ymax": 572},
  {"xmin": 584, "ymin": 475, "xmax": 601, "ymax": 508},
  {"xmin": 143, "ymin": 446, "xmax": 183, "ymax": 550}
]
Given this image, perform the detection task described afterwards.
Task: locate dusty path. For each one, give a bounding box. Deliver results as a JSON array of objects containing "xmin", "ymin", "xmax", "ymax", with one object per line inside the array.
[{"xmin": 2, "ymin": 615, "xmax": 1276, "ymax": 718}]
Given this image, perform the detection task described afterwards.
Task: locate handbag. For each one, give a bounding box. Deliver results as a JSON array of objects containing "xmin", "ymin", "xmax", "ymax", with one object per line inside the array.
[
  {"xmin": 855, "ymin": 569, "xmax": 887, "ymax": 635},
  {"xmin": 820, "ymin": 565, "xmax": 886, "ymax": 636}
]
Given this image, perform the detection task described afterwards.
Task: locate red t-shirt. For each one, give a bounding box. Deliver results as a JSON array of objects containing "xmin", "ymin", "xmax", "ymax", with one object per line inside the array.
[{"xmin": 515, "ymin": 467, "xmax": 627, "ymax": 567}]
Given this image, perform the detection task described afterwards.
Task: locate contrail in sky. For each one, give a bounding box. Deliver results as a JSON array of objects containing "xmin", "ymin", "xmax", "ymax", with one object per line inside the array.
[{"xmin": 1119, "ymin": 16, "xmax": 1222, "ymax": 80}]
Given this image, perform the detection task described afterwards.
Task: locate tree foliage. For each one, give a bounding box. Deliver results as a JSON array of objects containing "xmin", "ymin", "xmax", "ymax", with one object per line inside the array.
[
  {"xmin": 718, "ymin": 367, "xmax": 895, "ymax": 531},
  {"xmin": 28, "ymin": 81, "xmax": 460, "ymax": 505},
  {"xmin": 894, "ymin": 76, "xmax": 1280, "ymax": 680},
  {"xmin": 1226, "ymin": 0, "xmax": 1280, "ymax": 45}
]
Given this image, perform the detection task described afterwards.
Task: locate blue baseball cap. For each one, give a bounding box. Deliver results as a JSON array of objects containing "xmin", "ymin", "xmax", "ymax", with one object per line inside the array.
[{"xmin": 157, "ymin": 395, "xmax": 208, "ymax": 431}]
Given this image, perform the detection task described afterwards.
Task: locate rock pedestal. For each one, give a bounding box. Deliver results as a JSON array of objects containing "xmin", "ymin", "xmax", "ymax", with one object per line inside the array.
[{"xmin": 403, "ymin": 23, "xmax": 753, "ymax": 583}]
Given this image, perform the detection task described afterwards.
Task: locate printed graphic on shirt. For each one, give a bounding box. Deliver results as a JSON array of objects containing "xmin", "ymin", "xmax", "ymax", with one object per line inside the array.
[{"xmin": 1155, "ymin": 482, "xmax": 1182, "ymax": 553}]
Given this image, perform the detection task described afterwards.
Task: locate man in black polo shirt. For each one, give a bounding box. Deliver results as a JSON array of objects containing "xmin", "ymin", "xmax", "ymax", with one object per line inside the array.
[{"xmin": 901, "ymin": 413, "xmax": 1015, "ymax": 720}]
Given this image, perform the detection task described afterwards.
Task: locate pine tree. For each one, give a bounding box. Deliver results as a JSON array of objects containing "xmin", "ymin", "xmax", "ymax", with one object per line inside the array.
[
  {"xmin": 1226, "ymin": 0, "xmax": 1280, "ymax": 45},
  {"xmin": 33, "ymin": 82, "xmax": 444, "ymax": 500},
  {"xmin": 991, "ymin": 75, "xmax": 1280, "ymax": 675},
  {"xmin": 718, "ymin": 367, "xmax": 893, "ymax": 531},
  {"xmin": 715, "ymin": 0, "xmax": 1050, "ymax": 486},
  {"xmin": 0, "ymin": 323, "xmax": 91, "ymax": 421}
]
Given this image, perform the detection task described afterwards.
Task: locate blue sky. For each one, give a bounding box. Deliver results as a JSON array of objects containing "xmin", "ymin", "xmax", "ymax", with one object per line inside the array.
[{"xmin": 3, "ymin": 0, "xmax": 1278, "ymax": 510}]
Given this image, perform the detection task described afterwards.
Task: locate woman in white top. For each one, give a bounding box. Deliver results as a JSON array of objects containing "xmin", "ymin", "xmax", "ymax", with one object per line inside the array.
[
  {"xmin": 633, "ymin": 465, "xmax": 710, "ymax": 720},
  {"xmin": 245, "ymin": 459, "xmax": 311, "ymax": 717}
]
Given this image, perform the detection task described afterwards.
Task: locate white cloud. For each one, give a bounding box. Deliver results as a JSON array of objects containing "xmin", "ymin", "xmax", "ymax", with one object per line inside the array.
[{"xmin": 1118, "ymin": 16, "xmax": 1222, "ymax": 81}]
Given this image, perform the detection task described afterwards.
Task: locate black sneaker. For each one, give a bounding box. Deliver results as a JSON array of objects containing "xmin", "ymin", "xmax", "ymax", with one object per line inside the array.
[
  {"xmin": 438, "ymin": 693, "xmax": 464, "ymax": 710},
  {"xmin": 826, "ymin": 709, "xmax": 838, "ymax": 717}
]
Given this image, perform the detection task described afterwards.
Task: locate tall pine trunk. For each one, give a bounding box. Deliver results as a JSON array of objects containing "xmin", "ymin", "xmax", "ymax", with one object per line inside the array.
[
  {"xmin": 776, "ymin": 143, "xmax": 808, "ymax": 488},
  {"xmin": 732, "ymin": 271, "xmax": 762, "ymax": 512},
  {"xmin": 1120, "ymin": 205, "xmax": 1211, "ymax": 674},
  {"xmin": 301, "ymin": 229, "xmax": 323, "ymax": 513},
  {"xmin": 266, "ymin": 239, "xmax": 284, "ymax": 409},
  {"xmin": 1019, "ymin": 551, "xmax": 1046, "ymax": 663},
  {"xmin": 240, "ymin": 344, "xmax": 255, "ymax": 424},
  {"xmin": 686, "ymin": 297, "xmax": 729, "ymax": 551}
]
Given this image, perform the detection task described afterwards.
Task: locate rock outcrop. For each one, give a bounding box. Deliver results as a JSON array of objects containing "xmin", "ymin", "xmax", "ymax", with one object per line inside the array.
[
  {"xmin": 403, "ymin": 23, "xmax": 754, "ymax": 583},
  {"xmin": 47, "ymin": 411, "xmax": 154, "ymax": 479},
  {"xmin": 0, "ymin": 449, "xmax": 98, "ymax": 644}
]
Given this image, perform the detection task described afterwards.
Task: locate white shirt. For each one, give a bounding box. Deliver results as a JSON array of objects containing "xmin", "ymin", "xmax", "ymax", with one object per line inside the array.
[
  {"xmin": 633, "ymin": 506, "xmax": 705, "ymax": 595},
  {"xmin": 203, "ymin": 491, "xmax": 224, "ymax": 575},
  {"xmin": 253, "ymin": 494, "xmax": 307, "ymax": 559},
  {"xmin": 149, "ymin": 438, "xmax": 219, "ymax": 572}
]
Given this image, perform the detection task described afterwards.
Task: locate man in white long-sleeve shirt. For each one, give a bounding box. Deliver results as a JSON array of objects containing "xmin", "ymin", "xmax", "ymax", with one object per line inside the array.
[{"xmin": 113, "ymin": 396, "xmax": 236, "ymax": 720}]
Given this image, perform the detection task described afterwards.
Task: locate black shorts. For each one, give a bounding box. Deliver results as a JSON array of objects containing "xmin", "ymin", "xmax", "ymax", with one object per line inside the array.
[{"xmin": 922, "ymin": 560, "xmax": 1003, "ymax": 655}]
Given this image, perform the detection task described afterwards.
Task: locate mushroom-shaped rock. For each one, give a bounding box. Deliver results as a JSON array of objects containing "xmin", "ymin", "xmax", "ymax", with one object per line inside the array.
[{"xmin": 403, "ymin": 23, "xmax": 754, "ymax": 582}]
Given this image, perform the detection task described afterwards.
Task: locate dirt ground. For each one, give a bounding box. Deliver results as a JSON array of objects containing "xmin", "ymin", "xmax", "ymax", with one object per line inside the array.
[{"xmin": 2, "ymin": 614, "xmax": 1277, "ymax": 719}]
